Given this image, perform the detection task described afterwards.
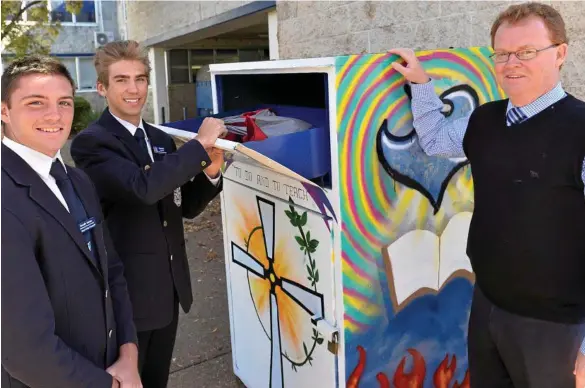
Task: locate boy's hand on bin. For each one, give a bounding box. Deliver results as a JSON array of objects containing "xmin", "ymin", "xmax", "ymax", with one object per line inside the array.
[{"xmin": 196, "ymin": 117, "xmax": 227, "ymax": 150}]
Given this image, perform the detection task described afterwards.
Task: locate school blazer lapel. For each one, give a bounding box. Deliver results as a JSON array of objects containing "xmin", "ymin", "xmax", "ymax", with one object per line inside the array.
[
  {"xmin": 1, "ymin": 145, "xmax": 103, "ymax": 278},
  {"xmin": 98, "ymin": 109, "xmax": 152, "ymax": 166}
]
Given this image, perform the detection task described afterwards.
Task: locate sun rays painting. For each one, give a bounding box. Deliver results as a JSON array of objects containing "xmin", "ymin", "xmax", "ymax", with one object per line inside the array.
[{"xmin": 222, "ymin": 179, "xmax": 338, "ymax": 387}]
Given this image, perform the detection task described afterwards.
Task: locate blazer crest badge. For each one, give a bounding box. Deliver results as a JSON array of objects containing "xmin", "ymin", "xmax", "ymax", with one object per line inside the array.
[{"xmin": 173, "ymin": 187, "xmax": 182, "ymax": 207}]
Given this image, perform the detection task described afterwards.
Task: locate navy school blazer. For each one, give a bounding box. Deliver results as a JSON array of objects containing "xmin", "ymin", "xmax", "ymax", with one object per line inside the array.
[
  {"xmin": 1, "ymin": 144, "xmax": 137, "ymax": 388},
  {"xmin": 70, "ymin": 109, "xmax": 222, "ymax": 331}
]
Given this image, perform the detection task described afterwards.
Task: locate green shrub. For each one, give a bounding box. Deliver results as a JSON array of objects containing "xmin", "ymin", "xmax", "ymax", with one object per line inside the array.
[{"xmin": 71, "ymin": 96, "xmax": 100, "ymax": 137}]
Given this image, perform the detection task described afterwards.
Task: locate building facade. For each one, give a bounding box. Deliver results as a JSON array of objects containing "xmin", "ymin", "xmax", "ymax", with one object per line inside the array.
[
  {"xmin": 276, "ymin": 1, "xmax": 585, "ymax": 99},
  {"xmin": 121, "ymin": 1, "xmax": 274, "ymax": 123},
  {"xmin": 2, "ymin": 0, "xmax": 123, "ymax": 113},
  {"xmin": 3, "ymin": 2, "xmax": 583, "ymax": 122},
  {"xmin": 120, "ymin": 1, "xmax": 584, "ymax": 124}
]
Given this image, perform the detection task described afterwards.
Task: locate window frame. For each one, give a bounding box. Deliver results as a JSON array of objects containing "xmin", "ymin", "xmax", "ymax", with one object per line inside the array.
[
  {"xmin": 168, "ymin": 48, "xmax": 270, "ymax": 85},
  {"xmin": 1, "ymin": 54, "xmax": 98, "ymax": 92},
  {"xmin": 75, "ymin": 55, "xmax": 98, "ymax": 91},
  {"xmin": 56, "ymin": 55, "xmax": 98, "ymax": 92},
  {"xmin": 9, "ymin": 0, "xmax": 100, "ymax": 27}
]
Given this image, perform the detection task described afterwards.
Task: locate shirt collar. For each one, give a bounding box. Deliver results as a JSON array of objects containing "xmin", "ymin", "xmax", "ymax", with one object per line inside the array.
[
  {"xmin": 110, "ymin": 110, "xmax": 144, "ymax": 137},
  {"xmin": 507, "ymin": 82, "xmax": 566, "ymax": 115},
  {"xmin": 2, "ymin": 136, "xmax": 66, "ymax": 179}
]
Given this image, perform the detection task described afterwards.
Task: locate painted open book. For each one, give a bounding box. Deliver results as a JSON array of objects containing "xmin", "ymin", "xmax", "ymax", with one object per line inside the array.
[
  {"xmin": 149, "ymin": 123, "xmax": 319, "ymax": 187},
  {"xmin": 383, "ymin": 211, "xmax": 475, "ymax": 313}
]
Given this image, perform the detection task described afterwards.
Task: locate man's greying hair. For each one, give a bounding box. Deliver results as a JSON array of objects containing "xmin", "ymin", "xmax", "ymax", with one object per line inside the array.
[
  {"xmin": 94, "ymin": 40, "xmax": 151, "ymax": 86},
  {"xmin": 491, "ymin": 2, "xmax": 568, "ymax": 47},
  {"xmin": 1, "ymin": 55, "xmax": 75, "ymax": 107}
]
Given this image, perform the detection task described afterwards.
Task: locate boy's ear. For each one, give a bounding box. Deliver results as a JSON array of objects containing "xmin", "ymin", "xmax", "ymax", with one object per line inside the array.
[
  {"xmin": 1, "ymin": 102, "xmax": 10, "ymax": 125},
  {"xmin": 97, "ymin": 81, "xmax": 107, "ymax": 98}
]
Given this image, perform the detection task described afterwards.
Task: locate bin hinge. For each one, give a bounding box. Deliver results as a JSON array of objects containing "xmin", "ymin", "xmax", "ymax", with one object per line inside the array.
[{"xmin": 311, "ymin": 315, "xmax": 339, "ymax": 355}]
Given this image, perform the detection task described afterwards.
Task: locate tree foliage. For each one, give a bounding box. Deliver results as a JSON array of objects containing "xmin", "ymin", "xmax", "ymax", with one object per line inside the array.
[{"xmin": 1, "ymin": 1, "xmax": 82, "ymax": 57}]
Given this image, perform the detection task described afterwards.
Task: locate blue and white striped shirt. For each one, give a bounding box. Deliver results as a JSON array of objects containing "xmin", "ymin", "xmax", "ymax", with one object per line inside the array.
[
  {"xmin": 410, "ymin": 80, "xmax": 585, "ymax": 194},
  {"xmin": 409, "ymin": 80, "xmax": 585, "ymax": 355}
]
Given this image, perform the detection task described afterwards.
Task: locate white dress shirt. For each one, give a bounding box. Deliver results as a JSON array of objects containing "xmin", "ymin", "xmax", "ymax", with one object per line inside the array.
[
  {"xmin": 110, "ymin": 113, "xmax": 221, "ymax": 186},
  {"xmin": 2, "ymin": 137, "xmax": 70, "ymax": 212}
]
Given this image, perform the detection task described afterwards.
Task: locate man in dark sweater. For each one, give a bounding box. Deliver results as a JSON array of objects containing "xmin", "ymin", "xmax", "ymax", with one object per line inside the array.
[{"xmin": 389, "ymin": 2, "xmax": 585, "ymax": 388}]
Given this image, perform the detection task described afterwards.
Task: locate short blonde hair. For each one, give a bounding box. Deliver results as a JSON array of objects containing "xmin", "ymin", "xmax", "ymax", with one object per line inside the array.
[
  {"xmin": 94, "ymin": 40, "xmax": 151, "ymax": 86},
  {"xmin": 491, "ymin": 2, "xmax": 568, "ymax": 47}
]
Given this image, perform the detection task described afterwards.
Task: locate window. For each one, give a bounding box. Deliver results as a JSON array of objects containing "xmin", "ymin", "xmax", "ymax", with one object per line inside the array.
[
  {"xmin": 50, "ymin": 1, "xmax": 73, "ymax": 22},
  {"xmin": 58, "ymin": 56, "xmax": 97, "ymax": 91},
  {"xmin": 1, "ymin": 55, "xmax": 96, "ymax": 91},
  {"xmin": 214, "ymin": 49, "xmax": 239, "ymax": 64},
  {"xmin": 169, "ymin": 50, "xmax": 190, "ymax": 84},
  {"xmin": 190, "ymin": 49, "xmax": 214, "ymax": 81},
  {"xmin": 5, "ymin": 0, "xmax": 97, "ymax": 24},
  {"xmin": 168, "ymin": 48, "xmax": 270, "ymax": 85},
  {"xmin": 78, "ymin": 57, "xmax": 97, "ymax": 90},
  {"xmin": 60, "ymin": 57, "xmax": 78, "ymax": 88},
  {"xmin": 51, "ymin": 0, "xmax": 96, "ymax": 23},
  {"xmin": 238, "ymin": 49, "xmax": 265, "ymax": 62},
  {"xmin": 75, "ymin": 0, "xmax": 96, "ymax": 23}
]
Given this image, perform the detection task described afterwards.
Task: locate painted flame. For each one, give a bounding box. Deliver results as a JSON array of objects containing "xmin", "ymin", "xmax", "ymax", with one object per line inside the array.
[
  {"xmin": 453, "ymin": 370, "xmax": 470, "ymax": 388},
  {"xmin": 347, "ymin": 345, "xmax": 366, "ymax": 388},
  {"xmin": 393, "ymin": 349, "xmax": 426, "ymax": 388},
  {"xmin": 347, "ymin": 346, "xmax": 470, "ymax": 388},
  {"xmin": 433, "ymin": 354, "xmax": 457, "ymax": 388}
]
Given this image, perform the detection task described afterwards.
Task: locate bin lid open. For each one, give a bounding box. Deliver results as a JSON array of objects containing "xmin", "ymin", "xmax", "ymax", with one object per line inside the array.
[{"xmin": 151, "ymin": 123, "xmax": 319, "ymax": 187}]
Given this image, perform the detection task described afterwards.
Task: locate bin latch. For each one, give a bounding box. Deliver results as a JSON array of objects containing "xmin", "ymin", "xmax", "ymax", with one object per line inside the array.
[{"xmin": 311, "ymin": 315, "xmax": 339, "ymax": 355}]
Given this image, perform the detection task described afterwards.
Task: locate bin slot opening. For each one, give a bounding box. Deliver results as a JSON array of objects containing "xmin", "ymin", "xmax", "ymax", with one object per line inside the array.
[
  {"xmin": 217, "ymin": 73, "xmax": 327, "ymax": 111},
  {"xmin": 165, "ymin": 72, "xmax": 332, "ymax": 189}
]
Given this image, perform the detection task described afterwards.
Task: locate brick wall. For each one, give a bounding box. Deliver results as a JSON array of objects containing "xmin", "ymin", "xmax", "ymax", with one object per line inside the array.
[{"xmin": 277, "ymin": 1, "xmax": 585, "ymax": 99}]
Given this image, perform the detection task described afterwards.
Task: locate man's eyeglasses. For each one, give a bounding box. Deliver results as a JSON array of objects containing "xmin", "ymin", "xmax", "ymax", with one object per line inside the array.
[{"xmin": 490, "ymin": 44, "xmax": 561, "ymax": 63}]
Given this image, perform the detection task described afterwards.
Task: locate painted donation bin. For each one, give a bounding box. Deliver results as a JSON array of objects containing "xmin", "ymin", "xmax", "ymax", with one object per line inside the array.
[{"xmin": 163, "ymin": 47, "xmax": 506, "ymax": 388}]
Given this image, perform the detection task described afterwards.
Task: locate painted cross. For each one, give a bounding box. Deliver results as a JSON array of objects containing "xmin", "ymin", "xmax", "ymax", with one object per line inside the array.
[{"xmin": 231, "ymin": 197, "xmax": 326, "ymax": 388}]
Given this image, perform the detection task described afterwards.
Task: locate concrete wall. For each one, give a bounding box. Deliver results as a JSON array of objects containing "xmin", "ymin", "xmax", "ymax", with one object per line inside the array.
[
  {"xmin": 125, "ymin": 1, "xmax": 250, "ymax": 43},
  {"xmin": 51, "ymin": 26, "xmax": 101, "ymax": 54},
  {"xmin": 277, "ymin": 1, "xmax": 585, "ymax": 99}
]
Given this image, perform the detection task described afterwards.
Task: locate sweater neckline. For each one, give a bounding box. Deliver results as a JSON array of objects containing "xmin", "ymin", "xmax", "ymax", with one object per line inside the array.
[{"xmin": 502, "ymin": 94, "xmax": 574, "ymax": 128}]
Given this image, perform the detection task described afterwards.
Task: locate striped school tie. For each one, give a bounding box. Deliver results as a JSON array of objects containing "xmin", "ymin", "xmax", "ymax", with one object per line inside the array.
[{"xmin": 506, "ymin": 107, "xmax": 528, "ymax": 126}]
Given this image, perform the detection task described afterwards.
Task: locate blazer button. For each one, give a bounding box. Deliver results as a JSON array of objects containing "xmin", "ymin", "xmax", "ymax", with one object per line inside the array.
[
  {"xmin": 108, "ymin": 329, "xmax": 113, "ymax": 338},
  {"xmin": 144, "ymin": 165, "xmax": 151, "ymax": 171},
  {"xmin": 163, "ymin": 221, "xmax": 168, "ymax": 227},
  {"xmin": 170, "ymin": 255, "xmax": 173, "ymax": 261},
  {"xmin": 105, "ymin": 289, "xmax": 108, "ymax": 298},
  {"xmin": 201, "ymin": 161, "xmax": 207, "ymax": 167}
]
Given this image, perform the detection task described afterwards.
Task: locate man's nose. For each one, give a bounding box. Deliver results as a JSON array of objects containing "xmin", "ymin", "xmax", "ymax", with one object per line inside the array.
[
  {"xmin": 127, "ymin": 80, "xmax": 139, "ymax": 93},
  {"xmin": 43, "ymin": 103, "xmax": 62, "ymax": 121}
]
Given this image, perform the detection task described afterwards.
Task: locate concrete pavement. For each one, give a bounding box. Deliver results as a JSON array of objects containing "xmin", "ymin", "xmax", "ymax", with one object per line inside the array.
[{"xmin": 169, "ymin": 200, "xmax": 244, "ymax": 388}]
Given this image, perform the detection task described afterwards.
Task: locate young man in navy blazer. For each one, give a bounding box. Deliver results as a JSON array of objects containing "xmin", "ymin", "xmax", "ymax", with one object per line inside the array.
[
  {"xmin": 1, "ymin": 57, "xmax": 141, "ymax": 388},
  {"xmin": 70, "ymin": 40, "xmax": 227, "ymax": 388}
]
